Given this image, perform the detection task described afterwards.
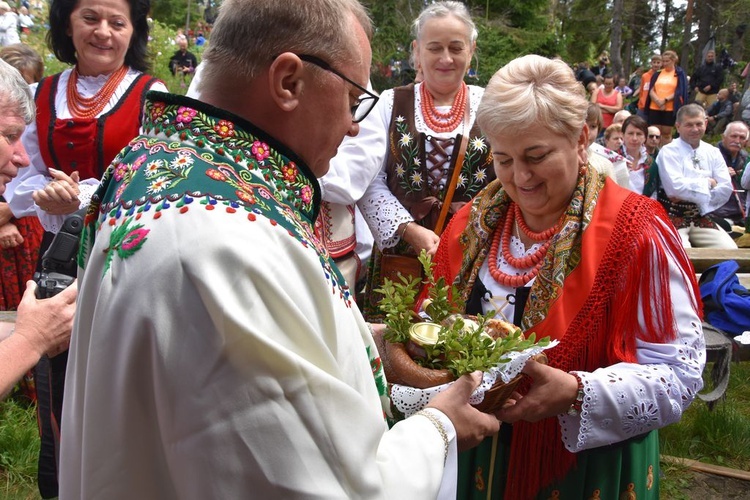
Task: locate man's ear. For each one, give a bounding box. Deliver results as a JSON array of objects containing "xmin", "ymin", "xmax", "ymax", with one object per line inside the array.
[{"xmin": 268, "ymin": 53, "xmax": 305, "ymax": 113}]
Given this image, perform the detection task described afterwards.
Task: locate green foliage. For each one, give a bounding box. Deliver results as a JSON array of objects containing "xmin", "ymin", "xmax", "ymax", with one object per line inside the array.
[
  {"xmin": 421, "ymin": 317, "xmax": 549, "ymax": 378},
  {"xmin": 377, "ymin": 251, "xmax": 550, "ymax": 379},
  {"xmin": 0, "ymin": 400, "xmax": 39, "ymax": 497},
  {"xmin": 151, "ymin": 0, "xmax": 204, "ymax": 31}
]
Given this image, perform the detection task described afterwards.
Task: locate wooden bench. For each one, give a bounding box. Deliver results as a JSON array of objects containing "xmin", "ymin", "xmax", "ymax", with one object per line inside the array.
[{"xmin": 686, "ymin": 248, "xmax": 750, "ymax": 273}]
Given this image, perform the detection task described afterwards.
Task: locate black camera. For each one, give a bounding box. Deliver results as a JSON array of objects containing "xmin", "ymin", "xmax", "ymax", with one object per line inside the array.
[{"xmin": 33, "ymin": 209, "xmax": 86, "ymax": 299}]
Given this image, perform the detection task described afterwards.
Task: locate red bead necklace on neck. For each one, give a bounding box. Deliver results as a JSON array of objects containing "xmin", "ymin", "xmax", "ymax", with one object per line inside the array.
[
  {"xmin": 67, "ymin": 65, "xmax": 129, "ymax": 119},
  {"xmin": 487, "ymin": 203, "xmax": 559, "ymax": 288},
  {"xmin": 420, "ymin": 82, "xmax": 467, "ymax": 133}
]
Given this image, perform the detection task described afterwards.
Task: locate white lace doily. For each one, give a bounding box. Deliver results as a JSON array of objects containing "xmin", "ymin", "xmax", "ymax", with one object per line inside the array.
[{"xmin": 390, "ymin": 340, "xmax": 559, "ymax": 417}]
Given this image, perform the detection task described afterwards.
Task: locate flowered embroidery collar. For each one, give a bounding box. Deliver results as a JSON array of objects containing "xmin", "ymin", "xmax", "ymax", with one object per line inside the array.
[{"xmin": 142, "ymin": 91, "xmax": 322, "ymax": 223}]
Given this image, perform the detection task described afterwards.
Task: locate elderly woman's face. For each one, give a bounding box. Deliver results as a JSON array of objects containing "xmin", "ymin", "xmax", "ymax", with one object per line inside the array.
[
  {"xmin": 68, "ymin": 0, "xmax": 134, "ymax": 76},
  {"xmin": 605, "ymin": 131, "xmax": 623, "ymax": 151},
  {"xmin": 491, "ymin": 127, "xmax": 586, "ymax": 230},
  {"xmin": 414, "ymin": 14, "xmax": 474, "ymax": 96}
]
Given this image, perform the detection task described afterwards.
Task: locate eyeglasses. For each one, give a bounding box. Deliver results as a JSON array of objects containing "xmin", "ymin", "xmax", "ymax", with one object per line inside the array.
[
  {"xmin": 294, "ymin": 54, "xmax": 379, "ymax": 123},
  {"xmin": 648, "ymin": 134, "xmax": 661, "ymax": 139}
]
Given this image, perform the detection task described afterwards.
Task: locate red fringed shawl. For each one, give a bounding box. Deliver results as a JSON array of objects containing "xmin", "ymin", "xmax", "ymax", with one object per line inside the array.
[{"xmin": 431, "ymin": 177, "xmax": 702, "ymax": 500}]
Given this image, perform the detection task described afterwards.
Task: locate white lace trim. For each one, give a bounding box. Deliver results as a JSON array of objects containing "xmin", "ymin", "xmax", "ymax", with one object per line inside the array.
[
  {"xmin": 358, "ymin": 85, "xmax": 484, "ymax": 249},
  {"xmin": 391, "ymin": 340, "xmax": 559, "ymax": 417}
]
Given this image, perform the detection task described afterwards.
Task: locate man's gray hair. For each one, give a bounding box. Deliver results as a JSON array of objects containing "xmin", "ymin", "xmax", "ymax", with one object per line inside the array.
[
  {"xmin": 723, "ymin": 120, "xmax": 749, "ymax": 139},
  {"xmin": 0, "ymin": 58, "xmax": 34, "ymax": 124},
  {"xmin": 676, "ymin": 103, "xmax": 706, "ymax": 124},
  {"xmin": 200, "ymin": 0, "xmax": 372, "ymax": 87},
  {"xmin": 411, "ymin": 1, "xmax": 477, "ymax": 44}
]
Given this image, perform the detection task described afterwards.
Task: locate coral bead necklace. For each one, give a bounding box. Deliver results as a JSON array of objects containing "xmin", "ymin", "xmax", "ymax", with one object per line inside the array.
[
  {"xmin": 488, "ymin": 203, "xmax": 558, "ymax": 288},
  {"xmin": 67, "ymin": 65, "xmax": 129, "ymax": 119},
  {"xmin": 420, "ymin": 82, "xmax": 467, "ymax": 133}
]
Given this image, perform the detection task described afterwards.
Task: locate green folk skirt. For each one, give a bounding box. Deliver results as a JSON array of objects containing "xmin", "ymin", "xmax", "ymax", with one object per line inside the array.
[{"xmin": 457, "ymin": 426, "xmax": 659, "ymax": 500}]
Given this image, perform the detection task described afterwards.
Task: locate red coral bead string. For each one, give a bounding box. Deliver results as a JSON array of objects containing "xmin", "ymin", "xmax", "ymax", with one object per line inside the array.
[
  {"xmin": 67, "ymin": 65, "xmax": 129, "ymax": 119},
  {"xmin": 420, "ymin": 82, "xmax": 467, "ymax": 133},
  {"xmin": 488, "ymin": 203, "xmax": 557, "ymax": 288},
  {"xmin": 514, "ymin": 203, "xmax": 558, "ymax": 242}
]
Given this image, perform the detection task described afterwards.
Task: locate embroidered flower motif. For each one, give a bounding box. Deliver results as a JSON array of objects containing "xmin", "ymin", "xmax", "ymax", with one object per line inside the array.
[
  {"xmin": 102, "ymin": 217, "xmax": 149, "ymax": 275},
  {"xmin": 470, "ymin": 137, "xmax": 487, "ymax": 152},
  {"xmin": 150, "ymin": 102, "xmax": 166, "ymax": 120},
  {"xmin": 409, "ymin": 171, "xmax": 424, "ymax": 188},
  {"xmin": 176, "ymin": 106, "xmax": 197, "ymax": 124},
  {"xmin": 300, "ymin": 185, "xmax": 312, "ymax": 204},
  {"xmin": 282, "ymin": 161, "xmax": 298, "ymax": 182},
  {"xmin": 170, "ymin": 153, "xmax": 194, "ymax": 170},
  {"xmin": 395, "ymin": 164, "xmax": 406, "ymax": 177},
  {"xmin": 113, "ymin": 162, "xmax": 130, "ymax": 181},
  {"xmin": 473, "ymin": 168, "xmax": 488, "ymax": 183},
  {"xmin": 205, "ymin": 168, "xmax": 228, "ymax": 181},
  {"xmin": 132, "ymin": 154, "xmax": 147, "ymax": 171},
  {"xmin": 399, "ymin": 133, "xmax": 413, "ymax": 147},
  {"xmin": 236, "ymin": 189, "xmax": 256, "ymax": 204},
  {"xmin": 616, "ymin": 391, "xmax": 627, "ymax": 404},
  {"xmin": 251, "ymin": 140, "xmax": 270, "ymax": 162},
  {"xmin": 115, "ymin": 182, "xmax": 127, "ymax": 201},
  {"xmin": 144, "ymin": 160, "xmax": 164, "ymax": 178},
  {"xmin": 121, "ymin": 228, "xmax": 149, "ymax": 251},
  {"xmin": 148, "ymin": 176, "xmax": 169, "ymax": 193},
  {"xmin": 622, "ymin": 401, "xmax": 659, "ymax": 435},
  {"xmin": 413, "ymin": 157, "xmax": 421, "ymax": 167},
  {"xmin": 395, "ymin": 115, "xmax": 405, "ymax": 123},
  {"xmin": 457, "ymin": 173, "xmax": 467, "ymax": 188},
  {"xmin": 214, "ymin": 119, "xmax": 235, "ymax": 138}
]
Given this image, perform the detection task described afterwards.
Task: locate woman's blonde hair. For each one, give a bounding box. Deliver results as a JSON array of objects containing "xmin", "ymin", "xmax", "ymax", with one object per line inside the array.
[
  {"xmin": 604, "ymin": 123, "xmax": 622, "ymax": 140},
  {"xmin": 477, "ymin": 55, "xmax": 587, "ymax": 143}
]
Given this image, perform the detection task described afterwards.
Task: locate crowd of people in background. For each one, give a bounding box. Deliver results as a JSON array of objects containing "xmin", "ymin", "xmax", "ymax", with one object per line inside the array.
[{"xmin": 3, "ymin": 0, "xmax": 750, "ymax": 498}]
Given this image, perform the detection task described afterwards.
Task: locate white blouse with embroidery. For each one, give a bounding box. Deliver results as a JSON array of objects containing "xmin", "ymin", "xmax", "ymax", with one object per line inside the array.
[
  {"xmin": 476, "ymin": 217, "xmax": 705, "ymax": 452},
  {"xmin": 321, "ymin": 83, "xmax": 484, "ymax": 250},
  {"xmin": 8, "ymin": 68, "xmax": 167, "ymax": 233}
]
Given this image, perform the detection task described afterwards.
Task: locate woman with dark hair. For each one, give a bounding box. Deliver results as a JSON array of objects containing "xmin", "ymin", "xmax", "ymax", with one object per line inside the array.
[
  {"xmin": 10, "ymin": 0, "xmax": 166, "ymax": 236},
  {"xmin": 590, "ymin": 74, "xmax": 622, "ymax": 128},
  {"xmin": 621, "ymin": 114, "xmax": 658, "ymax": 195},
  {"xmin": 5, "ymin": 0, "xmax": 165, "ymax": 496}
]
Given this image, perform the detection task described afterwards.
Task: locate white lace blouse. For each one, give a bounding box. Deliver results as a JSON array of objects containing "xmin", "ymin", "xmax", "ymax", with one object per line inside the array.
[
  {"xmin": 476, "ymin": 218, "xmax": 705, "ymax": 452},
  {"xmin": 8, "ymin": 68, "xmax": 167, "ymax": 233},
  {"xmin": 321, "ymin": 83, "xmax": 484, "ymax": 249}
]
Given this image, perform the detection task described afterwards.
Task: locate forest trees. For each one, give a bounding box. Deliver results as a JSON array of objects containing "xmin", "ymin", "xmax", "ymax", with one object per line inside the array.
[{"xmin": 148, "ymin": 0, "xmax": 750, "ymax": 90}]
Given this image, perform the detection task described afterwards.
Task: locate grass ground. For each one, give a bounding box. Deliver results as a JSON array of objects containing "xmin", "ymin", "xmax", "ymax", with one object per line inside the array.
[
  {"xmin": 1, "ymin": 360, "xmax": 748, "ymax": 499},
  {"xmin": 659, "ymin": 355, "xmax": 750, "ymax": 499}
]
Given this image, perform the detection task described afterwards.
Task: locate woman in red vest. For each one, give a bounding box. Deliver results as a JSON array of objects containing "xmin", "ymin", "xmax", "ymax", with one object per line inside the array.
[
  {"xmin": 428, "ymin": 55, "xmax": 704, "ymax": 499},
  {"xmin": 6, "ymin": 0, "xmax": 165, "ymax": 497}
]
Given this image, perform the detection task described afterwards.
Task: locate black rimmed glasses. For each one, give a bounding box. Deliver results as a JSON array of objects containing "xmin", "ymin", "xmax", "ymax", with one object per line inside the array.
[{"xmin": 295, "ymin": 54, "xmax": 379, "ymax": 123}]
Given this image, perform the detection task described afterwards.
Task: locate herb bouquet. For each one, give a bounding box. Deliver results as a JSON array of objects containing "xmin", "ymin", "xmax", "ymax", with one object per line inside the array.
[{"xmin": 377, "ymin": 252, "xmax": 556, "ymax": 417}]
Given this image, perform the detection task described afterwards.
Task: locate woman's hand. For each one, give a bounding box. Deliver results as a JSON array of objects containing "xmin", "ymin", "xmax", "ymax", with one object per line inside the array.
[
  {"xmin": 494, "ymin": 359, "xmax": 580, "ymax": 423},
  {"xmin": 32, "ymin": 168, "xmax": 81, "ymax": 216},
  {"xmin": 0, "ymin": 222, "xmax": 23, "ymax": 248},
  {"xmin": 403, "ymin": 223, "xmax": 440, "ymax": 256}
]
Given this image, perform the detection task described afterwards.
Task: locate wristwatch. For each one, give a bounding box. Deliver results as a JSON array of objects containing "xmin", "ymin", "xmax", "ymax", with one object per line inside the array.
[{"xmin": 566, "ymin": 372, "xmax": 585, "ymax": 417}]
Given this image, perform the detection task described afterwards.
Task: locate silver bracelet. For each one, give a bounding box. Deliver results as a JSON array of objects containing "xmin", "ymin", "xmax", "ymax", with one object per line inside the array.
[{"xmin": 415, "ymin": 409, "xmax": 449, "ymax": 464}]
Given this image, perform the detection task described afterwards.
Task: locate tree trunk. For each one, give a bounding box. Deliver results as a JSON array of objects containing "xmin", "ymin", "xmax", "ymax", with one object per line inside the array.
[
  {"xmin": 610, "ymin": 0, "xmax": 624, "ymax": 78},
  {"xmin": 681, "ymin": 0, "xmax": 693, "ymax": 69},
  {"xmin": 661, "ymin": 0, "xmax": 672, "ymax": 52},
  {"xmin": 694, "ymin": 0, "xmax": 716, "ymax": 71}
]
